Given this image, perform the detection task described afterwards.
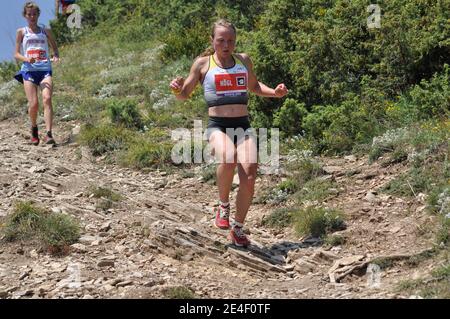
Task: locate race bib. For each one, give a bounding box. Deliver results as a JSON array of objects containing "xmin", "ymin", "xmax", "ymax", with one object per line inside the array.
[
  {"xmin": 215, "ymin": 73, "xmax": 247, "ymax": 95},
  {"xmin": 26, "ymin": 49, "xmax": 47, "ymax": 62}
]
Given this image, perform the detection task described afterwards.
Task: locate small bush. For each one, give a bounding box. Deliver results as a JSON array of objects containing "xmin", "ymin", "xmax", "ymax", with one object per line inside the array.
[
  {"xmin": 295, "ymin": 179, "xmax": 337, "ymax": 204},
  {"xmin": 284, "ymin": 149, "xmax": 324, "ymax": 184},
  {"xmin": 164, "ymin": 286, "xmax": 196, "ymax": 299},
  {"xmin": 369, "ymin": 127, "xmax": 409, "ymax": 163},
  {"xmin": 392, "ymin": 65, "xmax": 450, "ymax": 123},
  {"xmin": 277, "ymin": 179, "xmax": 299, "ymax": 194},
  {"xmin": 39, "ymin": 214, "xmax": 80, "ymax": 248},
  {"xmin": 382, "ymin": 163, "xmax": 448, "ymax": 198},
  {"xmin": 436, "ymin": 216, "xmax": 450, "ymax": 247},
  {"xmin": 88, "ymin": 186, "xmax": 122, "ymax": 202},
  {"xmin": 201, "ymin": 163, "xmax": 216, "ymax": 185},
  {"xmin": 159, "ymin": 20, "xmax": 208, "ymax": 63},
  {"xmin": 261, "ymin": 208, "xmax": 294, "ymax": 229},
  {"xmin": 88, "ymin": 186, "xmax": 122, "ymax": 211},
  {"xmin": 432, "ymin": 264, "xmax": 450, "ymax": 279},
  {"xmin": 79, "ymin": 125, "xmax": 134, "ymax": 156},
  {"xmin": 0, "ymin": 61, "xmax": 17, "ymax": 82},
  {"xmin": 273, "ymin": 99, "xmax": 307, "ymax": 137},
  {"xmin": 293, "ymin": 206, "xmax": 346, "ymax": 238},
  {"xmin": 324, "ymin": 234, "xmax": 346, "ymax": 246},
  {"xmin": 107, "ymin": 99, "xmax": 143, "ymax": 129},
  {"xmin": 1, "ymin": 201, "xmax": 80, "ymax": 254},
  {"xmin": 369, "ymin": 120, "xmax": 448, "ymax": 164},
  {"xmin": 2, "ymin": 201, "xmax": 44, "ymax": 241},
  {"xmin": 428, "ymin": 187, "xmax": 449, "ymax": 215},
  {"xmin": 121, "ymin": 138, "xmax": 173, "ymax": 169}
]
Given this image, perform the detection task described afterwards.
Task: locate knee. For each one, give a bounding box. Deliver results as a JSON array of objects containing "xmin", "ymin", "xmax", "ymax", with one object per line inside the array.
[
  {"xmin": 42, "ymin": 95, "xmax": 52, "ymax": 106},
  {"xmin": 28, "ymin": 100, "xmax": 38, "ymax": 110},
  {"xmin": 239, "ymin": 166, "xmax": 258, "ymax": 190},
  {"xmin": 217, "ymin": 149, "xmax": 236, "ymax": 164},
  {"xmin": 219, "ymin": 162, "xmax": 237, "ymax": 171}
]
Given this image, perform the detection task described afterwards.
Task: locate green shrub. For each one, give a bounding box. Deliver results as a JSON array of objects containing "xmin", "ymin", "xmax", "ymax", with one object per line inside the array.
[
  {"xmin": 428, "ymin": 187, "xmax": 449, "ymax": 215},
  {"xmin": 49, "ymin": 15, "xmax": 81, "ymax": 45},
  {"xmin": 79, "ymin": 125, "xmax": 134, "ymax": 156},
  {"xmin": 295, "ymin": 179, "xmax": 337, "ymax": 204},
  {"xmin": 293, "ymin": 206, "xmax": 346, "ymax": 238},
  {"xmin": 2, "ymin": 201, "xmax": 44, "ymax": 241},
  {"xmin": 324, "ymin": 234, "xmax": 346, "ymax": 246},
  {"xmin": 160, "ymin": 20, "xmax": 209, "ymax": 63},
  {"xmin": 303, "ymin": 94, "xmax": 384, "ymax": 154},
  {"xmin": 261, "ymin": 208, "xmax": 295, "ymax": 228},
  {"xmin": 369, "ymin": 121, "xmax": 448, "ymax": 164},
  {"xmin": 285, "ymin": 149, "xmax": 324, "ymax": 184},
  {"xmin": 107, "ymin": 99, "xmax": 143, "ymax": 129},
  {"xmin": 88, "ymin": 186, "xmax": 122, "ymax": 202},
  {"xmin": 369, "ymin": 127, "xmax": 409, "ymax": 162},
  {"xmin": 382, "ymin": 158, "xmax": 449, "ymax": 198},
  {"xmin": 121, "ymin": 138, "xmax": 173, "ymax": 169},
  {"xmin": 273, "ymin": 99, "xmax": 307, "ymax": 137},
  {"xmin": 201, "ymin": 163, "xmax": 216, "ymax": 185},
  {"xmin": 164, "ymin": 286, "xmax": 196, "ymax": 299},
  {"xmin": 39, "ymin": 214, "xmax": 80, "ymax": 248},
  {"xmin": 436, "ymin": 215, "xmax": 449, "ymax": 247},
  {"xmin": 277, "ymin": 179, "xmax": 299, "ymax": 194},
  {"xmin": 392, "ymin": 65, "xmax": 450, "ymax": 123},
  {"xmin": 0, "ymin": 61, "xmax": 17, "ymax": 82},
  {"xmin": 1, "ymin": 201, "xmax": 80, "ymax": 254}
]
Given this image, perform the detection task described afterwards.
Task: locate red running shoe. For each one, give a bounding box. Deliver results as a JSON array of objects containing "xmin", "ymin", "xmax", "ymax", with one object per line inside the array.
[
  {"xmin": 30, "ymin": 126, "xmax": 39, "ymax": 146},
  {"xmin": 30, "ymin": 136, "xmax": 40, "ymax": 146},
  {"xmin": 44, "ymin": 135, "xmax": 55, "ymax": 145},
  {"xmin": 229, "ymin": 226, "xmax": 250, "ymax": 247},
  {"xmin": 214, "ymin": 205, "xmax": 230, "ymax": 229}
]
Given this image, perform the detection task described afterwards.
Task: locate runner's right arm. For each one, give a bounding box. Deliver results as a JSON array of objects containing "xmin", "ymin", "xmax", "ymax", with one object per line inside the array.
[
  {"xmin": 170, "ymin": 57, "xmax": 206, "ymax": 100},
  {"xmin": 14, "ymin": 29, "xmax": 33, "ymax": 64}
]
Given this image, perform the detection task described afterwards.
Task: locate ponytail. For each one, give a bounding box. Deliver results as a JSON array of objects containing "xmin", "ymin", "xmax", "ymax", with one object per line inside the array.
[{"xmin": 198, "ymin": 47, "xmax": 215, "ymax": 58}]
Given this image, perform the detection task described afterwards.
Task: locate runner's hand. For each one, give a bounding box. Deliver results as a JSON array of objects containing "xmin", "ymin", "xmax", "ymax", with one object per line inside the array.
[
  {"xmin": 170, "ymin": 76, "xmax": 184, "ymax": 94},
  {"xmin": 274, "ymin": 83, "xmax": 288, "ymax": 97}
]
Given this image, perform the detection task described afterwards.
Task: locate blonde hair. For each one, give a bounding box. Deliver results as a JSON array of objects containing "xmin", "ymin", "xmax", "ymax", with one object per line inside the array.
[
  {"xmin": 199, "ymin": 19, "xmax": 237, "ymax": 58},
  {"xmin": 23, "ymin": 1, "xmax": 40, "ymax": 17},
  {"xmin": 211, "ymin": 19, "xmax": 237, "ymax": 38}
]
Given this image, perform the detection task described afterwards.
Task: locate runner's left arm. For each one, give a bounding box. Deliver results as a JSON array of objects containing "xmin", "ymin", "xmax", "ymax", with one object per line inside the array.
[
  {"xmin": 239, "ymin": 53, "xmax": 288, "ymax": 98},
  {"xmin": 46, "ymin": 28, "xmax": 60, "ymax": 61}
]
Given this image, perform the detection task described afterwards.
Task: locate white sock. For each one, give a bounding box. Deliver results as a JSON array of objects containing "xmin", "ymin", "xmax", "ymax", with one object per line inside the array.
[
  {"xmin": 231, "ymin": 220, "xmax": 244, "ymax": 229},
  {"xmin": 219, "ymin": 201, "xmax": 230, "ymax": 208}
]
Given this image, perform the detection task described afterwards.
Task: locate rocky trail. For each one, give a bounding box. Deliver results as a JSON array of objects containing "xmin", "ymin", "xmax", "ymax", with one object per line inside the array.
[{"xmin": 0, "ymin": 117, "xmax": 438, "ymax": 299}]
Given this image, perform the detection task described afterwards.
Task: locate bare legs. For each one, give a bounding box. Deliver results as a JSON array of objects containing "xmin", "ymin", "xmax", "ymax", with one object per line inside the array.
[
  {"xmin": 24, "ymin": 81, "xmax": 38, "ymax": 127},
  {"xmin": 40, "ymin": 77, "xmax": 53, "ymax": 133},
  {"xmin": 23, "ymin": 77, "xmax": 53, "ymax": 133},
  {"xmin": 209, "ymin": 130, "xmax": 258, "ymax": 224}
]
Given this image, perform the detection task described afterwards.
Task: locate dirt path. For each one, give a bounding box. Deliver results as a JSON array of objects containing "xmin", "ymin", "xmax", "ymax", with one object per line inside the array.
[{"xmin": 0, "ymin": 117, "xmax": 436, "ymax": 299}]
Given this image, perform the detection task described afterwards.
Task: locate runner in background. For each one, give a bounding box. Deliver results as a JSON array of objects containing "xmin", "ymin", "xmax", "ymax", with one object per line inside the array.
[
  {"xmin": 55, "ymin": 0, "xmax": 76, "ymax": 17},
  {"xmin": 14, "ymin": 1, "xmax": 60, "ymax": 145}
]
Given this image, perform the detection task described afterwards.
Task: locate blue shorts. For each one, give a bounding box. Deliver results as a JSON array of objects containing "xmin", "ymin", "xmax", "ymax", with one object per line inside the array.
[{"xmin": 14, "ymin": 70, "xmax": 52, "ymax": 85}]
